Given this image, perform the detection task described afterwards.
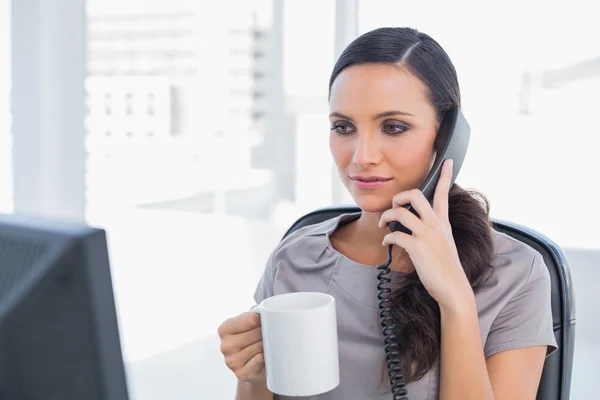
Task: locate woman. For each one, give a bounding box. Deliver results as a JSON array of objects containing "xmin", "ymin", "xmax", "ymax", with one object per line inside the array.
[{"xmin": 218, "ymin": 27, "xmax": 557, "ymax": 400}]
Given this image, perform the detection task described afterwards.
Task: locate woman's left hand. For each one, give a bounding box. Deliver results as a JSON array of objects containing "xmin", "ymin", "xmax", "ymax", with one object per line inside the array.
[{"xmin": 378, "ymin": 159, "xmax": 474, "ymax": 312}]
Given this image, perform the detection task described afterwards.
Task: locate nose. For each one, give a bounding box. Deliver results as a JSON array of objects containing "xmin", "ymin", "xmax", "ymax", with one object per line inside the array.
[{"xmin": 352, "ymin": 132, "xmax": 382, "ymax": 169}]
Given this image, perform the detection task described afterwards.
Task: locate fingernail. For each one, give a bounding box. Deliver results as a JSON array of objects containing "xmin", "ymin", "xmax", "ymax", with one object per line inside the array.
[{"xmin": 447, "ymin": 159, "xmax": 453, "ymax": 171}]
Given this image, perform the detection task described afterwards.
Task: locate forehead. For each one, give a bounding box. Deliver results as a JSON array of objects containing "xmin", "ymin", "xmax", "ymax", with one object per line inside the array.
[{"xmin": 329, "ymin": 64, "xmax": 432, "ymax": 115}]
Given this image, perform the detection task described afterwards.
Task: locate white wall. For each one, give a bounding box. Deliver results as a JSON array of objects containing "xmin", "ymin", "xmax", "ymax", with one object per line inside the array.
[
  {"xmin": 0, "ymin": 0, "xmax": 12, "ymax": 214},
  {"xmin": 357, "ymin": 0, "xmax": 600, "ymax": 249}
]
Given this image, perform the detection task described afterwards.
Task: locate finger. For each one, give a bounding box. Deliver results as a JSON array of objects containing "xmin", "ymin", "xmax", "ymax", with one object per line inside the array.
[
  {"xmin": 381, "ymin": 230, "xmax": 416, "ymax": 250},
  {"xmin": 219, "ymin": 312, "xmax": 261, "ymax": 336},
  {"xmin": 391, "ymin": 189, "xmax": 436, "ymax": 223},
  {"xmin": 378, "ymin": 206, "xmax": 424, "ymax": 236},
  {"xmin": 225, "ymin": 340, "xmax": 264, "ymax": 371},
  {"xmin": 235, "ymin": 352, "xmax": 265, "ymax": 380},
  {"xmin": 433, "ymin": 159, "xmax": 453, "ymax": 219},
  {"xmin": 221, "ymin": 327, "xmax": 263, "ymax": 355}
]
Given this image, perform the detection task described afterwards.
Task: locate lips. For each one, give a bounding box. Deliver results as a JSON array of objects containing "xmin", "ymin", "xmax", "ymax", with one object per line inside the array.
[
  {"xmin": 350, "ymin": 176, "xmax": 391, "ymax": 182},
  {"xmin": 350, "ymin": 176, "xmax": 392, "ymax": 190}
]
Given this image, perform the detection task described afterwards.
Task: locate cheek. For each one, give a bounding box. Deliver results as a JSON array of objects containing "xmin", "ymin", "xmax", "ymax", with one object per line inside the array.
[
  {"xmin": 386, "ymin": 135, "xmax": 435, "ymax": 180},
  {"xmin": 392, "ymin": 143, "xmax": 430, "ymax": 167},
  {"xmin": 329, "ymin": 135, "xmax": 352, "ymax": 168}
]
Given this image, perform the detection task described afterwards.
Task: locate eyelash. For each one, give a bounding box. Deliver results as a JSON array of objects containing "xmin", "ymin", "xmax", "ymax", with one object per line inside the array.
[{"xmin": 330, "ymin": 122, "xmax": 409, "ymax": 136}]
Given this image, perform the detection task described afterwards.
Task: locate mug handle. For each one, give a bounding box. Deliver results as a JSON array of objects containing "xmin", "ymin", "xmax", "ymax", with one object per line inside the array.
[{"xmin": 250, "ymin": 304, "xmax": 261, "ymax": 314}]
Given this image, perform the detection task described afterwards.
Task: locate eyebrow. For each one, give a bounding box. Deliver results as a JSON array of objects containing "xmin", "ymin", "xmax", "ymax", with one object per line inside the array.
[{"xmin": 329, "ymin": 110, "xmax": 414, "ymax": 121}]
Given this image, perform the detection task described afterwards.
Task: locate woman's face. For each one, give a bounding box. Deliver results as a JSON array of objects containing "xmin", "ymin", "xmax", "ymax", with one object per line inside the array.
[{"xmin": 329, "ymin": 64, "xmax": 439, "ymax": 213}]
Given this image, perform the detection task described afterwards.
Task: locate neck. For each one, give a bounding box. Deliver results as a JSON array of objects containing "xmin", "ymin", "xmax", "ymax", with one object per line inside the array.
[
  {"xmin": 355, "ymin": 211, "xmax": 388, "ymax": 245},
  {"xmin": 353, "ymin": 211, "xmax": 413, "ymax": 272}
]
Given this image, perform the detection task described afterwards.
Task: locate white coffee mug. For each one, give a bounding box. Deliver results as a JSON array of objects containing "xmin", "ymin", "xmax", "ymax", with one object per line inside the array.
[{"xmin": 251, "ymin": 292, "xmax": 340, "ymax": 397}]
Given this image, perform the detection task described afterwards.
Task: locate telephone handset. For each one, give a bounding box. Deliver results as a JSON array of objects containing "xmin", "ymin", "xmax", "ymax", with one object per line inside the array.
[{"xmin": 378, "ymin": 108, "xmax": 471, "ymax": 400}]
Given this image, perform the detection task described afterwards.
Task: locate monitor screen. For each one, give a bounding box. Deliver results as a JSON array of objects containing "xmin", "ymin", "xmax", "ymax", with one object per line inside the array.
[{"xmin": 0, "ymin": 213, "xmax": 129, "ymax": 400}]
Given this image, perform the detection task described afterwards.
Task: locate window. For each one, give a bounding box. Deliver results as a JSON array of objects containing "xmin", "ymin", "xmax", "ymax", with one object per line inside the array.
[{"xmin": 82, "ymin": 1, "xmax": 334, "ymax": 398}]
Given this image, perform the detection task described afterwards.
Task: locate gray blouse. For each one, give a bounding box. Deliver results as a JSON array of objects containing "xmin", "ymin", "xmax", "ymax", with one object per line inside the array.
[{"xmin": 253, "ymin": 213, "xmax": 557, "ymax": 400}]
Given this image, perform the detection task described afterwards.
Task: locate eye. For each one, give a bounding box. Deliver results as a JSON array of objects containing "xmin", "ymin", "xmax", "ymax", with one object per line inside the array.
[
  {"xmin": 382, "ymin": 123, "xmax": 408, "ymax": 135},
  {"xmin": 330, "ymin": 122, "xmax": 355, "ymax": 135}
]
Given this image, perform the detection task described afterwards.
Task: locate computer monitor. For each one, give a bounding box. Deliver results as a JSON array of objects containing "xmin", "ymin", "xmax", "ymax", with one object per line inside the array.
[{"xmin": 0, "ymin": 213, "xmax": 129, "ymax": 400}]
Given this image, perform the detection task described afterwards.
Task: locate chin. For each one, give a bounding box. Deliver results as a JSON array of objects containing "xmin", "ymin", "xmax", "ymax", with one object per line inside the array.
[{"xmin": 349, "ymin": 192, "xmax": 393, "ymax": 213}]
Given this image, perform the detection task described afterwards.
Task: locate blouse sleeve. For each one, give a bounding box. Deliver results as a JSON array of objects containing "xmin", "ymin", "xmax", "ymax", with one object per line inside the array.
[
  {"xmin": 253, "ymin": 249, "xmax": 277, "ymax": 305},
  {"xmin": 484, "ymin": 252, "xmax": 558, "ymax": 359}
]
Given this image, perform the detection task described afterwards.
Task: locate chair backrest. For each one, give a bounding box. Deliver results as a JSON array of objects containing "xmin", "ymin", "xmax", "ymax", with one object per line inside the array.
[{"xmin": 283, "ymin": 206, "xmax": 576, "ymax": 400}]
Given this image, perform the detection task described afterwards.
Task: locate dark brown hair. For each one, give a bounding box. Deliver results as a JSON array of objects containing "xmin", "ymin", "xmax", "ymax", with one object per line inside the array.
[{"xmin": 329, "ymin": 27, "xmax": 495, "ymax": 382}]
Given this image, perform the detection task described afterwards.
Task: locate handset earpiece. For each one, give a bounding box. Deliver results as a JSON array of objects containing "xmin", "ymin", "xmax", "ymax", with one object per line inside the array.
[{"xmin": 387, "ymin": 108, "xmax": 470, "ymax": 235}]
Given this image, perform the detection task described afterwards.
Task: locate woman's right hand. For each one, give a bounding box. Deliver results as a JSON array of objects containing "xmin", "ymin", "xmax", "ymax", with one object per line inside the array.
[{"xmin": 218, "ymin": 311, "xmax": 266, "ymax": 384}]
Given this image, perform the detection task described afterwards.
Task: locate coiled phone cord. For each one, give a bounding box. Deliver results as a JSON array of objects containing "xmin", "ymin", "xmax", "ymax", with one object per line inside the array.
[{"xmin": 376, "ymin": 244, "xmax": 409, "ymax": 400}]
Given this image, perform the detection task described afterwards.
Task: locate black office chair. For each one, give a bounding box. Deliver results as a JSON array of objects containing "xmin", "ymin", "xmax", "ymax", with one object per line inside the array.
[{"xmin": 283, "ymin": 205, "xmax": 576, "ymax": 400}]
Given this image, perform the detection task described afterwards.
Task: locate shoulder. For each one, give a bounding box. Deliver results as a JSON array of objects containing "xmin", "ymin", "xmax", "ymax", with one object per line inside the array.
[
  {"xmin": 489, "ymin": 228, "xmax": 550, "ymax": 287},
  {"xmin": 268, "ymin": 212, "xmax": 360, "ymax": 268},
  {"xmin": 254, "ymin": 213, "xmax": 358, "ymax": 303},
  {"xmin": 475, "ymin": 227, "xmax": 552, "ymax": 323}
]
